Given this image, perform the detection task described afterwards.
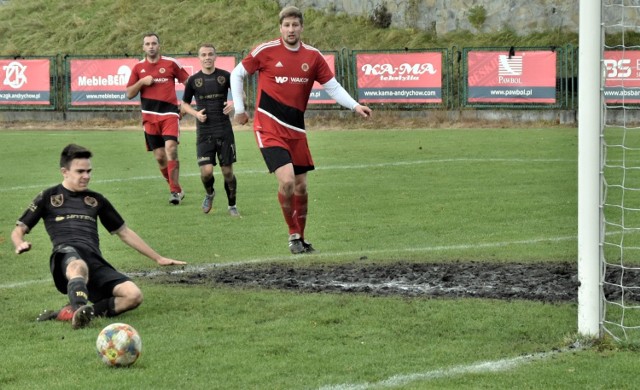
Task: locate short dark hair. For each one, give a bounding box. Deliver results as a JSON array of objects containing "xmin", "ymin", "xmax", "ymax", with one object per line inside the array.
[
  {"xmin": 60, "ymin": 144, "xmax": 92, "ymax": 168},
  {"xmin": 143, "ymin": 32, "xmax": 160, "ymax": 43},
  {"xmin": 199, "ymin": 43, "xmax": 216, "ymax": 53},
  {"xmin": 279, "ymin": 6, "xmax": 303, "ymax": 25}
]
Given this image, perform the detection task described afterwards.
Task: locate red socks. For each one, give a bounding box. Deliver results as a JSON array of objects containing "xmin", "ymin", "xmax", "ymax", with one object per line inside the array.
[
  {"xmin": 279, "ymin": 192, "xmax": 309, "ymax": 238},
  {"xmin": 293, "ymin": 194, "xmax": 308, "ymax": 239},
  {"xmin": 167, "ymin": 160, "xmax": 181, "ymax": 193}
]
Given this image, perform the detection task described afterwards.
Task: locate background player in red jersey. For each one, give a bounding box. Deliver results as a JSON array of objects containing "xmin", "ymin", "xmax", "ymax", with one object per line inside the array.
[
  {"xmin": 126, "ymin": 32, "xmax": 190, "ymax": 205},
  {"xmin": 230, "ymin": 6, "xmax": 372, "ymax": 254},
  {"xmin": 181, "ymin": 43, "xmax": 240, "ymax": 216},
  {"xmin": 11, "ymin": 144, "xmax": 186, "ymax": 329}
]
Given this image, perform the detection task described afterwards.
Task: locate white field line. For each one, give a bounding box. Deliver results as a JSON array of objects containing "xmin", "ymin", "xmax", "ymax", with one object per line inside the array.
[
  {"xmin": 0, "ymin": 158, "xmax": 571, "ymax": 193},
  {"xmin": 317, "ymin": 348, "xmax": 576, "ymax": 390}
]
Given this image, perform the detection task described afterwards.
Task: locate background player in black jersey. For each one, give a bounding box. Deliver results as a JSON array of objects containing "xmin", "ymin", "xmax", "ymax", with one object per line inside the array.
[
  {"xmin": 10, "ymin": 144, "xmax": 186, "ymax": 329},
  {"xmin": 181, "ymin": 43, "xmax": 240, "ymax": 216}
]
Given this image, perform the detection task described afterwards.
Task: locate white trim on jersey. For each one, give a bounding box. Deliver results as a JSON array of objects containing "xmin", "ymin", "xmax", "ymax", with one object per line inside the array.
[
  {"xmin": 256, "ymin": 131, "xmax": 264, "ymax": 148},
  {"xmin": 250, "ymin": 39, "xmax": 281, "ymax": 57},
  {"xmin": 301, "ymin": 42, "xmax": 321, "ymax": 53},
  {"xmin": 141, "ymin": 110, "xmax": 180, "ymax": 117},
  {"xmin": 257, "ymin": 107, "xmax": 306, "ymax": 134}
]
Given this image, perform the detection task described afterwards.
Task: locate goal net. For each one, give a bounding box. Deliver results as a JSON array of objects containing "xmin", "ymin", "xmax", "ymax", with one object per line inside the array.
[{"xmin": 600, "ymin": 1, "xmax": 640, "ymax": 341}]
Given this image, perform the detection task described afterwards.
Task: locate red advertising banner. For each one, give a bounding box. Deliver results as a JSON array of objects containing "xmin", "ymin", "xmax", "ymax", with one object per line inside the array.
[
  {"xmin": 355, "ymin": 52, "xmax": 442, "ymax": 104},
  {"xmin": 308, "ymin": 54, "xmax": 336, "ymax": 105},
  {"xmin": 467, "ymin": 51, "xmax": 556, "ymax": 104},
  {"xmin": 175, "ymin": 56, "xmax": 236, "ymax": 102},
  {"xmin": 0, "ymin": 59, "xmax": 51, "ymax": 105},
  {"xmin": 604, "ymin": 50, "xmax": 640, "ymax": 103},
  {"xmin": 70, "ymin": 58, "xmax": 139, "ymax": 105},
  {"xmin": 69, "ymin": 56, "xmax": 236, "ymax": 106}
]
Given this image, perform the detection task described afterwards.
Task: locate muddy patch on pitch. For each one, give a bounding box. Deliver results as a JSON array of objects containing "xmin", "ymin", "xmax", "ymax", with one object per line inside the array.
[{"xmin": 146, "ymin": 261, "xmax": 593, "ymax": 302}]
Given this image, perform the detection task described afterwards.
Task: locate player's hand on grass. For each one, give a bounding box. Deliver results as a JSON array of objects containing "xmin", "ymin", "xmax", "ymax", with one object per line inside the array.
[{"xmin": 157, "ymin": 257, "xmax": 187, "ymax": 266}]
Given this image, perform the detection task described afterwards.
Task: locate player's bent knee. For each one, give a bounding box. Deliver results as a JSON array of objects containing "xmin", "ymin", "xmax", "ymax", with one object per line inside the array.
[{"xmin": 115, "ymin": 281, "xmax": 143, "ymax": 309}]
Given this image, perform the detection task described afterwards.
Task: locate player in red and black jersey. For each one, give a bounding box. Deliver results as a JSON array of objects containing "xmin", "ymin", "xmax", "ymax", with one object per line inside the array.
[
  {"xmin": 181, "ymin": 44, "xmax": 240, "ymax": 216},
  {"xmin": 11, "ymin": 144, "xmax": 186, "ymax": 329},
  {"xmin": 126, "ymin": 32, "xmax": 190, "ymax": 206},
  {"xmin": 230, "ymin": 6, "xmax": 372, "ymax": 254}
]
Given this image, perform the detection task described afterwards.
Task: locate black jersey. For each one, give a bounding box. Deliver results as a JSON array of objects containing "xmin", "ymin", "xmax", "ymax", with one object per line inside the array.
[
  {"xmin": 183, "ymin": 69, "xmax": 234, "ymax": 140},
  {"xmin": 17, "ymin": 184, "xmax": 125, "ymax": 253}
]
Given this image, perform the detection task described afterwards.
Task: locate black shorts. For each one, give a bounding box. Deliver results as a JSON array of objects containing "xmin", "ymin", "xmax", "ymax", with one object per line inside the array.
[
  {"xmin": 197, "ymin": 133, "xmax": 237, "ymax": 167},
  {"xmin": 50, "ymin": 245, "xmax": 131, "ymax": 303},
  {"xmin": 145, "ymin": 133, "xmax": 178, "ymax": 151},
  {"xmin": 261, "ymin": 147, "xmax": 314, "ymax": 175}
]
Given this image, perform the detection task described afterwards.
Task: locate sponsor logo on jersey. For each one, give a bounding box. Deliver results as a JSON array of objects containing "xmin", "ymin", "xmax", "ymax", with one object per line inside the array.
[
  {"xmin": 51, "ymin": 194, "xmax": 63, "ymax": 207},
  {"xmin": 84, "ymin": 196, "xmax": 98, "ymax": 207},
  {"xmin": 274, "ymin": 76, "xmax": 309, "ymax": 84}
]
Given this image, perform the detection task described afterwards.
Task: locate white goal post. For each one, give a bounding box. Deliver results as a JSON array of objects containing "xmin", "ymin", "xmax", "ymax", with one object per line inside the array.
[
  {"xmin": 580, "ymin": 1, "xmax": 640, "ymax": 340},
  {"xmin": 577, "ymin": 0, "xmax": 602, "ymax": 337}
]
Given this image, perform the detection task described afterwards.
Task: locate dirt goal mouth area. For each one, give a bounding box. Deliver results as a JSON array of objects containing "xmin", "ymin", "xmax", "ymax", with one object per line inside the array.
[
  {"xmin": 144, "ymin": 261, "xmax": 584, "ymax": 302},
  {"xmin": 145, "ymin": 260, "xmax": 640, "ymax": 302}
]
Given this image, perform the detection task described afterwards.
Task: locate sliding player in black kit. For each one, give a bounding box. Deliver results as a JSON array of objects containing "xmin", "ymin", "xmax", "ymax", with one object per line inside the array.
[{"xmin": 11, "ymin": 144, "xmax": 186, "ymax": 329}]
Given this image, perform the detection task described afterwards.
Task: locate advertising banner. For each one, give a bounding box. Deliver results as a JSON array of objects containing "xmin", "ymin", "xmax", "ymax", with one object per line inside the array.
[
  {"xmin": 604, "ymin": 50, "xmax": 640, "ymax": 103},
  {"xmin": 308, "ymin": 54, "xmax": 336, "ymax": 105},
  {"xmin": 0, "ymin": 59, "xmax": 52, "ymax": 105},
  {"xmin": 355, "ymin": 52, "xmax": 442, "ymax": 104},
  {"xmin": 174, "ymin": 56, "xmax": 236, "ymax": 102},
  {"xmin": 69, "ymin": 56, "xmax": 236, "ymax": 106},
  {"xmin": 70, "ymin": 58, "xmax": 139, "ymax": 105},
  {"xmin": 467, "ymin": 51, "xmax": 556, "ymax": 104}
]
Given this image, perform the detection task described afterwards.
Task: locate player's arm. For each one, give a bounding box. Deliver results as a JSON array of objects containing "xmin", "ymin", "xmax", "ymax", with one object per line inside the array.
[
  {"xmin": 230, "ymin": 63, "xmax": 249, "ymax": 124},
  {"xmin": 322, "ymin": 78, "xmax": 372, "ymax": 118},
  {"xmin": 126, "ymin": 76, "xmax": 154, "ymax": 99},
  {"xmin": 180, "ymin": 82, "xmax": 206, "ymax": 122},
  {"xmin": 11, "ymin": 223, "xmax": 32, "ymax": 254},
  {"xmin": 181, "ymin": 102, "xmax": 207, "ymax": 122},
  {"xmin": 115, "ymin": 225, "xmax": 186, "ymax": 266}
]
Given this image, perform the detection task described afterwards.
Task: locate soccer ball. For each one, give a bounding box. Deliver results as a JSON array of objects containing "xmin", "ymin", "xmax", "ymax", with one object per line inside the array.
[{"xmin": 96, "ymin": 323, "xmax": 142, "ymax": 367}]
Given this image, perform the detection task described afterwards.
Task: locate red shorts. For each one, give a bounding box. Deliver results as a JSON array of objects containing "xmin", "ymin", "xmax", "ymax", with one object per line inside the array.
[
  {"xmin": 142, "ymin": 115, "xmax": 180, "ymax": 150},
  {"xmin": 256, "ymin": 130, "xmax": 314, "ymax": 173}
]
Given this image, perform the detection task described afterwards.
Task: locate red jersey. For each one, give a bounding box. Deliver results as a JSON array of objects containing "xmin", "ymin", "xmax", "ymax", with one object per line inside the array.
[
  {"xmin": 242, "ymin": 38, "xmax": 334, "ymax": 139},
  {"xmin": 127, "ymin": 56, "xmax": 189, "ymax": 121}
]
